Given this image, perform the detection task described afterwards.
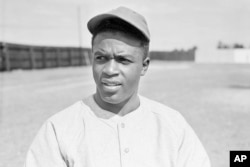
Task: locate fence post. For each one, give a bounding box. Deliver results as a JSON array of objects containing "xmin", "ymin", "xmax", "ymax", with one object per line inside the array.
[
  {"xmin": 56, "ymin": 48, "xmax": 61, "ymax": 67},
  {"xmin": 42, "ymin": 47, "xmax": 46, "ymax": 68},
  {"xmin": 83, "ymin": 50, "xmax": 90, "ymax": 65},
  {"xmin": 0, "ymin": 43, "xmax": 3, "ymax": 71},
  {"xmin": 78, "ymin": 47, "xmax": 84, "ymax": 66},
  {"xmin": 29, "ymin": 46, "xmax": 36, "ymax": 69},
  {"xmin": 88, "ymin": 50, "xmax": 92, "ymax": 65},
  {"xmin": 68, "ymin": 49, "xmax": 73, "ymax": 66},
  {"xmin": 3, "ymin": 43, "xmax": 11, "ymax": 71}
]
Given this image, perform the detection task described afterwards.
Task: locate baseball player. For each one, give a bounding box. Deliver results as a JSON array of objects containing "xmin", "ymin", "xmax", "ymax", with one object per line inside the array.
[{"xmin": 24, "ymin": 6, "xmax": 211, "ymax": 167}]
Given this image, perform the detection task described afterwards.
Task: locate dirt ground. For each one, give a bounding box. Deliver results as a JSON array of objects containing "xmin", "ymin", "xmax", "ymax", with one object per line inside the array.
[{"xmin": 0, "ymin": 61, "xmax": 250, "ymax": 167}]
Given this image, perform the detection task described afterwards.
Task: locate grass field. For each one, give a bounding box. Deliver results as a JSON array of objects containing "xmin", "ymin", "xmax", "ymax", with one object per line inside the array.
[{"xmin": 0, "ymin": 61, "xmax": 250, "ymax": 167}]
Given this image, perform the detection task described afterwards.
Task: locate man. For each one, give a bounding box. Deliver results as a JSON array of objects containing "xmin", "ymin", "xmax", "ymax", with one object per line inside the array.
[{"xmin": 24, "ymin": 6, "xmax": 211, "ymax": 167}]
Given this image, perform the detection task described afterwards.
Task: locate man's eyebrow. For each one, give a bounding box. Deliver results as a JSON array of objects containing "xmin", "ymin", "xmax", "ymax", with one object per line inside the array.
[
  {"xmin": 94, "ymin": 50, "xmax": 106, "ymax": 56},
  {"xmin": 116, "ymin": 54, "xmax": 131, "ymax": 58},
  {"xmin": 115, "ymin": 51, "xmax": 132, "ymax": 57},
  {"xmin": 116, "ymin": 54, "xmax": 135, "ymax": 59}
]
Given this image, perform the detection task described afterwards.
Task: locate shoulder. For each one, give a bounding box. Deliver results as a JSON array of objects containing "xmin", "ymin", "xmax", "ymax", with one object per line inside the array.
[
  {"xmin": 139, "ymin": 95, "xmax": 190, "ymax": 137},
  {"xmin": 139, "ymin": 95, "xmax": 206, "ymax": 151},
  {"xmin": 27, "ymin": 100, "xmax": 91, "ymax": 163},
  {"xmin": 44, "ymin": 98, "xmax": 92, "ymax": 140},
  {"xmin": 140, "ymin": 95, "xmax": 186, "ymax": 123},
  {"xmin": 39, "ymin": 99, "xmax": 92, "ymax": 153},
  {"xmin": 48, "ymin": 100, "xmax": 88, "ymax": 125}
]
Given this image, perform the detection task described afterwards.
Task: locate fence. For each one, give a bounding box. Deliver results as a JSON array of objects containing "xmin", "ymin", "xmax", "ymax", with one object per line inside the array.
[
  {"xmin": 150, "ymin": 47, "xmax": 196, "ymax": 61},
  {"xmin": 0, "ymin": 42, "xmax": 195, "ymax": 71},
  {"xmin": 0, "ymin": 42, "xmax": 92, "ymax": 71}
]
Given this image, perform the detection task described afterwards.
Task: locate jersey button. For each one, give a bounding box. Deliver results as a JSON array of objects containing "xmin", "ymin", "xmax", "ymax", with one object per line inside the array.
[
  {"xmin": 121, "ymin": 123, "xmax": 125, "ymax": 128},
  {"xmin": 124, "ymin": 148, "xmax": 129, "ymax": 153}
]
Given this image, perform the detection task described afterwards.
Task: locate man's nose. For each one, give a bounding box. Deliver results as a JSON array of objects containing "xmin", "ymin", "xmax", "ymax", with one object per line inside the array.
[{"xmin": 103, "ymin": 59, "xmax": 119, "ymax": 76}]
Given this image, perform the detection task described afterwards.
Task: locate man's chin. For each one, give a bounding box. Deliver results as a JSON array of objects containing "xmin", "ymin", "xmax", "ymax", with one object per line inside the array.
[{"xmin": 101, "ymin": 95, "xmax": 122, "ymax": 104}]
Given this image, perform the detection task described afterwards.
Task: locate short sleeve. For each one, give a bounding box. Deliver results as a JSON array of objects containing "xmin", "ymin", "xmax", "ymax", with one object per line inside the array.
[
  {"xmin": 24, "ymin": 121, "xmax": 67, "ymax": 167},
  {"xmin": 176, "ymin": 122, "xmax": 211, "ymax": 167}
]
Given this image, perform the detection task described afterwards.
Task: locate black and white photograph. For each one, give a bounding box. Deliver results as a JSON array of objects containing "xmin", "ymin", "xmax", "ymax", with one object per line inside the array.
[{"xmin": 0, "ymin": 0, "xmax": 250, "ymax": 167}]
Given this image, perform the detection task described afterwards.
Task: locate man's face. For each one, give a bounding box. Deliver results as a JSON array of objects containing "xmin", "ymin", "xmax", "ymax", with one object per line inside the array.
[{"xmin": 92, "ymin": 31, "xmax": 149, "ymax": 106}]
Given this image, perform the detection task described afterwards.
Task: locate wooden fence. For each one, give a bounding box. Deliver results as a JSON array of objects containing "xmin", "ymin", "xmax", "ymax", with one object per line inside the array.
[
  {"xmin": 0, "ymin": 42, "xmax": 195, "ymax": 71},
  {"xmin": 150, "ymin": 47, "xmax": 196, "ymax": 61},
  {"xmin": 0, "ymin": 42, "xmax": 92, "ymax": 71}
]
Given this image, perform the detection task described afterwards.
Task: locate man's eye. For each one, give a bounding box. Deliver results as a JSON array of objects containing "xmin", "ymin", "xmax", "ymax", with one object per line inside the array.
[
  {"xmin": 95, "ymin": 56, "xmax": 107, "ymax": 61},
  {"xmin": 117, "ymin": 57, "xmax": 131, "ymax": 64}
]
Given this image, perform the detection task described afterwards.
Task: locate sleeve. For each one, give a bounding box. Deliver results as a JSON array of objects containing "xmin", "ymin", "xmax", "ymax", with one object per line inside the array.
[
  {"xmin": 24, "ymin": 121, "xmax": 67, "ymax": 167},
  {"xmin": 176, "ymin": 122, "xmax": 211, "ymax": 167}
]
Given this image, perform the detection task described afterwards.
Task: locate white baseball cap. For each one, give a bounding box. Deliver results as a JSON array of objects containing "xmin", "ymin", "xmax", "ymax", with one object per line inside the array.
[{"xmin": 87, "ymin": 6, "xmax": 150, "ymax": 42}]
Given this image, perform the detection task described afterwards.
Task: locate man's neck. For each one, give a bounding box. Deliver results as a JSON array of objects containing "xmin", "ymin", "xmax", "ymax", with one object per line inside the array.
[{"xmin": 93, "ymin": 93, "xmax": 140, "ymax": 116}]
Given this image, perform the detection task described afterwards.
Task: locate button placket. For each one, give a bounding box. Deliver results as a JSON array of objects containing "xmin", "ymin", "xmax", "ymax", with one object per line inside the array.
[
  {"xmin": 121, "ymin": 123, "xmax": 129, "ymax": 154},
  {"xmin": 117, "ymin": 121, "xmax": 130, "ymax": 166}
]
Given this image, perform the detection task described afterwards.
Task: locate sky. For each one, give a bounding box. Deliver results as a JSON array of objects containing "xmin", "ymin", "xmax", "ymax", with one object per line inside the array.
[{"xmin": 1, "ymin": 0, "xmax": 250, "ymax": 58}]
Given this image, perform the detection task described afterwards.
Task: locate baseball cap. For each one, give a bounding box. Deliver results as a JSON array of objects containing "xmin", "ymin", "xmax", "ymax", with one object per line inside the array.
[{"xmin": 87, "ymin": 6, "xmax": 150, "ymax": 42}]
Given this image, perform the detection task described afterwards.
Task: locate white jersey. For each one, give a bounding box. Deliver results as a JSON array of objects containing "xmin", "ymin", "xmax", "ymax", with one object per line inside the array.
[{"xmin": 24, "ymin": 95, "xmax": 211, "ymax": 167}]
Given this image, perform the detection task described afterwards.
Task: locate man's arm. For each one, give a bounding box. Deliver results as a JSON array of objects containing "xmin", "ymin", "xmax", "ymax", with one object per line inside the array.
[{"xmin": 24, "ymin": 121, "xmax": 67, "ymax": 167}]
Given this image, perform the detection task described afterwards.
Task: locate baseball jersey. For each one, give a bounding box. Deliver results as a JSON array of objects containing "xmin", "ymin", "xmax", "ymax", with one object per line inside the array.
[{"xmin": 24, "ymin": 95, "xmax": 211, "ymax": 167}]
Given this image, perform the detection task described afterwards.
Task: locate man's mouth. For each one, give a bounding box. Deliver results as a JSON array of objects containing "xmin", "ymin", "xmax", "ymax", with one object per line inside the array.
[
  {"xmin": 101, "ymin": 80, "xmax": 122, "ymax": 91},
  {"xmin": 102, "ymin": 79, "xmax": 121, "ymax": 86},
  {"xmin": 102, "ymin": 82, "xmax": 121, "ymax": 86}
]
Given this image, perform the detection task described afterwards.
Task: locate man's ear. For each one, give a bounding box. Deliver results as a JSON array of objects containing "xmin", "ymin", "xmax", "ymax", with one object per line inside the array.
[{"xmin": 141, "ymin": 57, "xmax": 150, "ymax": 76}]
